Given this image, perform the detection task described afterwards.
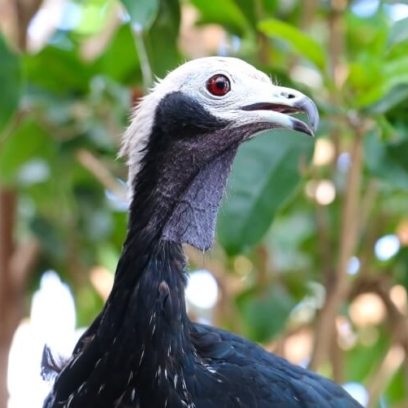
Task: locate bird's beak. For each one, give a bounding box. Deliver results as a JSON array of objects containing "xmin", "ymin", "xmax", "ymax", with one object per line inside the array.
[{"xmin": 241, "ymin": 86, "xmax": 319, "ymax": 137}]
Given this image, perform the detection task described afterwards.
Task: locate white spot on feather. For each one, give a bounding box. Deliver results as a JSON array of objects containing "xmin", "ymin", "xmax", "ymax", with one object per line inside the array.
[
  {"xmin": 78, "ymin": 382, "xmax": 85, "ymax": 393},
  {"xmin": 139, "ymin": 347, "xmax": 145, "ymax": 367},
  {"xmin": 66, "ymin": 394, "xmax": 74, "ymax": 408}
]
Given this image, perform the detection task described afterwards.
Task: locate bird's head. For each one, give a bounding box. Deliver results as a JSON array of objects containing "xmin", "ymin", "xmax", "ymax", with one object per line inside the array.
[{"xmin": 121, "ymin": 57, "xmax": 318, "ymax": 250}]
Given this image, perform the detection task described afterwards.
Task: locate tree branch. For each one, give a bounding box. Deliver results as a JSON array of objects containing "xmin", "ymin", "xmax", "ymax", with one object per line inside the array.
[
  {"xmin": 9, "ymin": 239, "xmax": 41, "ymax": 290},
  {"xmin": 76, "ymin": 149, "xmax": 127, "ymax": 201},
  {"xmin": 308, "ymin": 0, "xmax": 364, "ymax": 372}
]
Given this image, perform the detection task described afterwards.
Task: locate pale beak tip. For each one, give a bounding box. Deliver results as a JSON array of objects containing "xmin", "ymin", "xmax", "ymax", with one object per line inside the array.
[{"xmin": 292, "ymin": 119, "xmax": 315, "ymax": 137}]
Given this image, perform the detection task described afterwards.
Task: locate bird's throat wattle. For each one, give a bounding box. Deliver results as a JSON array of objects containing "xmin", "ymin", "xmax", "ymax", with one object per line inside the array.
[{"xmin": 162, "ymin": 147, "xmax": 237, "ymax": 251}]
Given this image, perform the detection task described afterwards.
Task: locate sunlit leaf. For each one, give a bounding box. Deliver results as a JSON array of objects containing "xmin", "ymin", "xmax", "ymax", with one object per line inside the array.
[
  {"xmin": 346, "ymin": 12, "xmax": 388, "ymax": 59},
  {"xmin": 218, "ymin": 130, "xmax": 314, "ymax": 255},
  {"xmin": 0, "ymin": 34, "xmax": 22, "ymax": 133},
  {"xmin": 385, "ymin": 367, "xmax": 407, "ymax": 406},
  {"xmin": 388, "ymin": 16, "xmax": 408, "ymax": 48},
  {"xmin": 120, "ymin": 0, "xmax": 160, "ymax": 31},
  {"xmin": 348, "ymin": 61, "xmax": 382, "ymax": 92},
  {"xmin": 356, "ymin": 56, "xmax": 408, "ymax": 106},
  {"xmin": 365, "ymin": 85, "xmax": 408, "ymax": 114},
  {"xmin": 258, "ymin": 19, "xmax": 326, "ymax": 70}
]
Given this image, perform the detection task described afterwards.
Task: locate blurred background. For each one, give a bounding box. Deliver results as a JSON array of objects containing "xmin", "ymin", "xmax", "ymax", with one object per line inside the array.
[{"xmin": 1, "ymin": 0, "xmax": 408, "ymax": 407}]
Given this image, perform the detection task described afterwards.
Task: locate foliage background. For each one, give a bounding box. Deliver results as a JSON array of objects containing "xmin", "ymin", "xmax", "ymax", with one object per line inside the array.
[{"xmin": 1, "ymin": 0, "xmax": 408, "ymax": 407}]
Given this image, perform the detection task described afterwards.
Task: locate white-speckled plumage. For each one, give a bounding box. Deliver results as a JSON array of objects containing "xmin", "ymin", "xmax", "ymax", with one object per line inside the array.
[{"xmin": 42, "ymin": 57, "xmax": 359, "ymax": 408}]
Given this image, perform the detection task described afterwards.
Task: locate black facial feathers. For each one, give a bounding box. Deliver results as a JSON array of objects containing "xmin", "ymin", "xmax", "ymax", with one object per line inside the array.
[{"xmin": 153, "ymin": 91, "xmax": 229, "ymax": 137}]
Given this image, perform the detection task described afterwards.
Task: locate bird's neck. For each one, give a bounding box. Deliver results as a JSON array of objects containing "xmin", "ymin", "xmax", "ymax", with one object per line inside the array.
[
  {"xmin": 127, "ymin": 138, "xmax": 238, "ymax": 251},
  {"xmin": 108, "ymin": 228, "xmax": 191, "ymax": 348},
  {"xmin": 95, "ymin": 231, "xmax": 194, "ymax": 405}
]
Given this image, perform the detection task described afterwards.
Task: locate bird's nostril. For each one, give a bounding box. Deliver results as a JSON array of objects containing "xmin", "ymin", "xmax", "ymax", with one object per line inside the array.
[{"xmin": 280, "ymin": 91, "xmax": 296, "ymax": 99}]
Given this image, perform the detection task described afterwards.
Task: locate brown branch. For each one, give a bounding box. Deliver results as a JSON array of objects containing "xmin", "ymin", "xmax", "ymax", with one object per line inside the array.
[
  {"xmin": 314, "ymin": 199, "xmax": 332, "ymax": 277},
  {"xmin": 0, "ymin": 0, "xmax": 18, "ymax": 46},
  {"xmin": 185, "ymin": 246, "xmax": 244, "ymax": 333},
  {"xmin": 254, "ymin": 0, "xmax": 271, "ymax": 66},
  {"xmin": 9, "ymin": 239, "xmax": 41, "ymax": 290},
  {"xmin": 0, "ymin": 186, "xmax": 39, "ymax": 407},
  {"xmin": 15, "ymin": 0, "xmax": 43, "ymax": 51},
  {"xmin": 329, "ymin": 320, "xmax": 343, "ymax": 383},
  {"xmin": 76, "ymin": 149, "xmax": 127, "ymax": 200},
  {"xmin": 0, "ymin": 189, "xmax": 16, "ymax": 274},
  {"xmin": 0, "ymin": 188, "xmax": 17, "ymax": 407},
  {"xmin": 365, "ymin": 309, "xmax": 406, "ymax": 408},
  {"xmin": 357, "ymin": 185, "xmax": 380, "ymax": 279},
  {"xmin": 0, "ymin": 15, "xmax": 46, "ymax": 355},
  {"xmin": 367, "ymin": 345, "xmax": 405, "ymax": 407},
  {"xmin": 300, "ymin": 0, "xmax": 318, "ymax": 30},
  {"xmin": 309, "ymin": 126, "xmax": 363, "ymax": 370},
  {"xmin": 308, "ymin": 0, "xmax": 362, "ymax": 373},
  {"xmin": 350, "ymin": 275, "xmax": 408, "ymax": 406},
  {"xmin": 256, "ymin": 245, "xmax": 270, "ymax": 290}
]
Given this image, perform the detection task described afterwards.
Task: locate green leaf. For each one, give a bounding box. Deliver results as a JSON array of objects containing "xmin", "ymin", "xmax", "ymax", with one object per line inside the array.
[
  {"xmin": 191, "ymin": 0, "xmax": 248, "ymax": 36},
  {"xmin": 217, "ymin": 130, "xmax": 314, "ymax": 255},
  {"xmin": 364, "ymin": 131, "xmax": 408, "ymax": 190},
  {"xmin": 237, "ymin": 284, "xmax": 295, "ymax": 342},
  {"xmin": 144, "ymin": 0, "xmax": 181, "ymax": 78},
  {"xmin": 95, "ymin": 24, "xmax": 140, "ymax": 84},
  {"xmin": 365, "ymin": 84, "xmax": 408, "ymax": 114},
  {"xmin": 73, "ymin": 0, "xmax": 115, "ymax": 36},
  {"xmin": 0, "ymin": 34, "xmax": 22, "ymax": 133},
  {"xmin": 348, "ymin": 61, "xmax": 382, "ymax": 92},
  {"xmin": 262, "ymin": 0, "xmax": 278, "ymax": 14},
  {"xmin": 120, "ymin": 0, "xmax": 160, "ymax": 31},
  {"xmin": 24, "ymin": 46, "xmax": 94, "ymax": 94},
  {"xmin": 385, "ymin": 367, "xmax": 407, "ymax": 406},
  {"xmin": 234, "ymin": 0, "xmax": 257, "ymax": 30},
  {"xmin": 0, "ymin": 118, "xmax": 55, "ymax": 185},
  {"xmin": 345, "ymin": 12, "xmax": 388, "ymax": 60},
  {"xmin": 384, "ymin": 55, "xmax": 408, "ymax": 79},
  {"xmin": 356, "ymin": 56, "xmax": 408, "ymax": 107},
  {"xmin": 388, "ymin": 16, "xmax": 408, "ymax": 48},
  {"xmin": 344, "ymin": 330, "xmax": 389, "ymax": 382},
  {"xmin": 387, "ymin": 138, "xmax": 408, "ymax": 173},
  {"xmin": 30, "ymin": 215, "xmax": 66, "ymax": 259},
  {"xmin": 258, "ymin": 19, "xmax": 326, "ymax": 70}
]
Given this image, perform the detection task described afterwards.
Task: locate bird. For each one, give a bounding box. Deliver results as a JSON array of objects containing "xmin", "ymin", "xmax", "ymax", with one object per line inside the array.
[{"xmin": 42, "ymin": 57, "xmax": 362, "ymax": 408}]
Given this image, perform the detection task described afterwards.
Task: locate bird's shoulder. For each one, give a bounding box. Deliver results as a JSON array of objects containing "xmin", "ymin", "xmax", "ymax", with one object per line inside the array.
[{"xmin": 190, "ymin": 323, "xmax": 362, "ymax": 408}]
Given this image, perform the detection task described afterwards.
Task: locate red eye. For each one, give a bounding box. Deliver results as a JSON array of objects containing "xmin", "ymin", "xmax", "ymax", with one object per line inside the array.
[{"xmin": 207, "ymin": 75, "xmax": 231, "ymax": 96}]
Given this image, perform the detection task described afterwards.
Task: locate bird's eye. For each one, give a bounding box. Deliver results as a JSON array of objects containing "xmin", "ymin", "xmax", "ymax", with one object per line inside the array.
[{"xmin": 207, "ymin": 75, "xmax": 231, "ymax": 96}]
